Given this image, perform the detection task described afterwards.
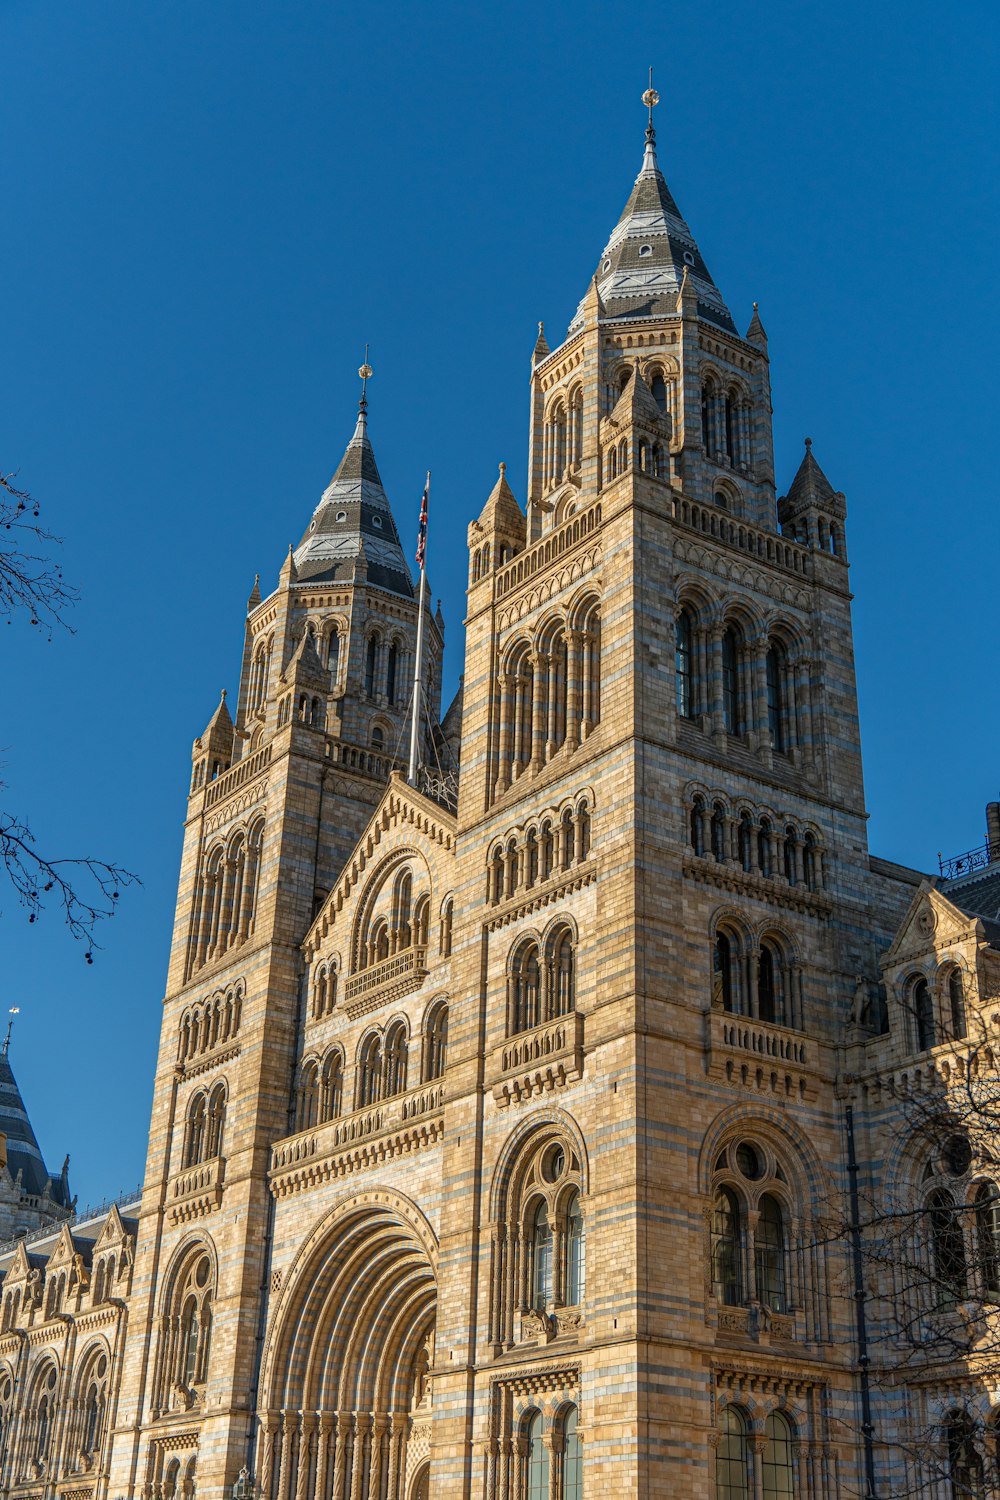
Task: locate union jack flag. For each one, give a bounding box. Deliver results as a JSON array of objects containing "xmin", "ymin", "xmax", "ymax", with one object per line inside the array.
[{"xmin": 415, "ymin": 477, "xmax": 429, "ymax": 570}]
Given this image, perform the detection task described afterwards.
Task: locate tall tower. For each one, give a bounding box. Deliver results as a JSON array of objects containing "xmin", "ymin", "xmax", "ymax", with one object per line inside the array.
[
  {"xmin": 108, "ymin": 383, "xmax": 444, "ymax": 1500},
  {"xmin": 450, "ymin": 89, "xmax": 885, "ymax": 1496}
]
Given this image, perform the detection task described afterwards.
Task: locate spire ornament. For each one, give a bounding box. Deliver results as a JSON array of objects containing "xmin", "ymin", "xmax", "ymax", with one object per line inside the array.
[
  {"xmin": 3, "ymin": 1007, "xmax": 19, "ymax": 1055},
  {"xmin": 642, "ymin": 67, "xmax": 660, "ymax": 147},
  {"xmin": 358, "ymin": 345, "xmax": 373, "ymax": 415}
]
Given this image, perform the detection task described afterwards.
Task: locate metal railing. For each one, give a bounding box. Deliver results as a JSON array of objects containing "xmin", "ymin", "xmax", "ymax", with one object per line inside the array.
[{"xmin": 939, "ymin": 841, "xmax": 1000, "ymax": 881}]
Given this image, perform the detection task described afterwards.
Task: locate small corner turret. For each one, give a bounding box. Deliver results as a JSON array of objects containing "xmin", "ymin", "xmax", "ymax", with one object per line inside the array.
[
  {"xmin": 468, "ymin": 462, "xmax": 526, "ymax": 590},
  {"xmin": 778, "ymin": 437, "xmax": 848, "ymax": 559},
  {"xmin": 191, "ymin": 689, "xmax": 234, "ymax": 795}
]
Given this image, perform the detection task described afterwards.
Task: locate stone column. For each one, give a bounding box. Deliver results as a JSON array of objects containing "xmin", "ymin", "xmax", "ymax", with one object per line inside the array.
[
  {"xmin": 565, "ymin": 630, "xmax": 582, "ymax": 751},
  {"xmin": 709, "ymin": 626, "xmax": 725, "ymax": 735},
  {"xmin": 275, "ymin": 1411, "xmax": 296, "ymax": 1500},
  {"xmin": 496, "ymin": 673, "xmax": 513, "ymax": 794},
  {"xmin": 530, "ymin": 653, "xmax": 547, "ymax": 771},
  {"xmin": 294, "ymin": 1413, "xmax": 316, "ymax": 1500}
]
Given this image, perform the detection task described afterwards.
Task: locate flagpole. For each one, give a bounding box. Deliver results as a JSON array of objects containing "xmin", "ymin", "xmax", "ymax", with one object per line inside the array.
[{"xmin": 408, "ymin": 473, "xmax": 430, "ymax": 787}]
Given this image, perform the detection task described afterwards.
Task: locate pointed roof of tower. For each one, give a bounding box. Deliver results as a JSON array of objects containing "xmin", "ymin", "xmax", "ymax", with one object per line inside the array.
[
  {"xmin": 568, "ymin": 111, "xmax": 735, "ymax": 337},
  {"xmin": 476, "ymin": 462, "xmax": 525, "ymax": 535},
  {"xmin": 294, "ymin": 396, "xmax": 414, "ymax": 599},
  {"xmin": 0, "ymin": 1040, "xmax": 70, "ymax": 1207},
  {"xmin": 608, "ymin": 360, "xmax": 664, "ymax": 427},
  {"xmin": 780, "ymin": 438, "xmax": 846, "ymax": 519}
]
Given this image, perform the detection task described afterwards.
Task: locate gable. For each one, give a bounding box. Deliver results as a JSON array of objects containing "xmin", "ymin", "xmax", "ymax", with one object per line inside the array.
[{"xmin": 882, "ymin": 880, "xmax": 983, "ymax": 970}]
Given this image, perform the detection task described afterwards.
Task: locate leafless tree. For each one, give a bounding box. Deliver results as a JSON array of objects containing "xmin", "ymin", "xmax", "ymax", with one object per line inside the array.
[
  {"xmin": 0, "ymin": 470, "xmax": 136, "ymax": 957},
  {"xmin": 835, "ymin": 977, "xmax": 1000, "ymax": 1499}
]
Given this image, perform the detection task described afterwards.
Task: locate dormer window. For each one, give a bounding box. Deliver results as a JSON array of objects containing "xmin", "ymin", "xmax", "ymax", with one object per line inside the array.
[
  {"xmin": 639, "ymin": 244, "xmax": 653, "ymax": 257},
  {"xmin": 336, "ymin": 511, "xmax": 347, "ymax": 522},
  {"xmin": 683, "ymin": 251, "xmax": 695, "ymax": 266},
  {"xmin": 372, "ymin": 516, "xmax": 383, "ymax": 529},
  {"xmin": 602, "ymin": 257, "xmax": 611, "ymax": 273}
]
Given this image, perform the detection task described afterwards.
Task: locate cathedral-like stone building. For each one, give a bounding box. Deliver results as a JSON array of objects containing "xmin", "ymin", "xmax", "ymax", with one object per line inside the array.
[{"xmin": 4, "ymin": 100, "xmax": 1000, "ymax": 1500}]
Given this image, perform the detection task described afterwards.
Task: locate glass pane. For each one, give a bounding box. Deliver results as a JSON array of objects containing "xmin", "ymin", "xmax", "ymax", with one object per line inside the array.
[
  {"xmin": 564, "ymin": 1407, "xmax": 583, "ymax": 1500},
  {"xmin": 566, "ymin": 1191, "xmax": 585, "ymax": 1305},
  {"xmin": 762, "ymin": 1412, "xmax": 794, "ymax": 1498},
  {"xmin": 527, "ymin": 1411, "xmax": 549, "ymax": 1500},
  {"xmin": 716, "ymin": 1408, "xmax": 750, "ymax": 1500}
]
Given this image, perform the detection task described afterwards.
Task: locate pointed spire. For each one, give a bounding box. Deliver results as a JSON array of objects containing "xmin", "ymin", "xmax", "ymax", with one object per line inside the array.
[
  {"xmin": 567, "ymin": 80, "xmax": 735, "ymax": 337},
  {"xmin": 0, "ymin": 1038, "xmax": 71, "ymax": 1207},
  {"xmin": 746, "ymin": 301, "xmax": 767, "ymax": 348},
  {"xmin": 779, "ymin": 437, "xmax": 846, "ymax": 523},
  {"xmin": 532, "ymin": 321, "xmax": 550, "ymax": 366},
  {"xmin": 476, "ymin": 461, "xmax": 526, "ymax": 537},
  {"xmin": 677, "ymin": 263, "xmax": 698, "ymax": 317},
  {"xmin": 292, "ymin": 376, "xmax": 413, "ymax": 598},
  {"xmin": 247, "ymin": 573, "xmax": 261, "ymax": 611},
  {"xmin": 609, "ymin": 360, "xmax": 663, "ymax": 427},
  {"xmin": 279, "ymin": 543, "xmax": 298, "ymax": 587}
]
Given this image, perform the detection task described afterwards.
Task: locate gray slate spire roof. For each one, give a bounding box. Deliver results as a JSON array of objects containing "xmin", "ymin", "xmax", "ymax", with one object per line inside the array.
[
  {"xmin": 294, "ymin": 403, "xmax": 414, "ymax": 598},
  {"xmin": 781, "ymin": 439, "xmax": 846, "ymax": 519},
  {"xmin": 568, "ymin": 128, "xmax": 735, "ymax": 337},
  {"xmin": 0, "ymin": 1043, "xmax": 70, "ymax": 1206}
]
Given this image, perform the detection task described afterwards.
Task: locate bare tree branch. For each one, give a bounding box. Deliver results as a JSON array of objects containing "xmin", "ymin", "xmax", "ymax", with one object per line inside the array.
[{"xmin": 0, "ymin": 469, "xmax": 79, "ymax": 634}]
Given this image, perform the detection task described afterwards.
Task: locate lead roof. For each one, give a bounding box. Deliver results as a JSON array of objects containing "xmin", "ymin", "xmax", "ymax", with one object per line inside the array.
[
  {"xmin": 568, "ymin": 131, "xmax": 736, "ymax": 337},
  {"xmin": 0, "ymin": 1045, "xmax": 70, "ymax": 1206},
  {"xmin": 294, "ymin": 404, "xmax": 414, "ymax": 599}
]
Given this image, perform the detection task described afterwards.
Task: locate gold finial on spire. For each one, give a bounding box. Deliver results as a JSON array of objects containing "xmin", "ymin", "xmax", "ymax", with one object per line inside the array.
[
  {"xmin": 358, "ymin": 344, "xmax": 373, "ymax": 413},
  {"xmin": 642, "ymin": 66, "xmax": 660, "ymax": 146}
]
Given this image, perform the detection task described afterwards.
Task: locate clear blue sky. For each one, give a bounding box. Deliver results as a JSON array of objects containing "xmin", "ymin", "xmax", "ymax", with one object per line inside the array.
[{"xmin": 3, "ymin": 0, "xmax": 997, "ymax": 1206}]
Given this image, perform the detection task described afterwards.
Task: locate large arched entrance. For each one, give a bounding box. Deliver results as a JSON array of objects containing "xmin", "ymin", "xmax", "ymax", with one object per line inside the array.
[{"xmin": 258, "ymin": 1194, "xmax": 436, "ymax": 1500}]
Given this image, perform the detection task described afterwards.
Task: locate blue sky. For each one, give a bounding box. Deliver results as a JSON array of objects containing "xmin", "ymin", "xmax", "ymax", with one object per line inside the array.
[{"xmin": 3, "ymin": 0, "xmax": 997, "ymax": 1205}]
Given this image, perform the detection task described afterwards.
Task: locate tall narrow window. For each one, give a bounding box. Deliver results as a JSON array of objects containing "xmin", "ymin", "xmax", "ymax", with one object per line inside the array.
[
  {"xmin": 531, "ymin": 1200, "xmax": 553, "ymax": 1310},
  {"xmin": 947, "ymin": 1415, "xmax": 985, "ymax": 1500},
  {"xmin": 766, "ymin": 645, "xmax": 786, "ymax": 751},
  {"xmin": 552, "ymin": 929, "xmax": 575, "ymax": 1017},
  {"xmin": 425, "ymin": 1003, "xmax": 448, "ymax": 1082},
  {"xmin": 365, "ymin": 636, "xmax": 378, "ymax": 698},
  {"xmin": 702, "ymin": 385, "xmax": 713, "ymax": 453},
  {"xmin": 975, "ymin": 1183, "xmax": 1000, "ymax": 1297},
  {"xmin": 386, "ymin": 642, "xmax": 399, "ymax": 705},
  {"xmin": 929, "ymin": 1189, "xmax": 968, "ymax": 1300},
  {"xmin": 384, "ymin": 1022, "xmax": 408, "ymax": 1097},
  {"xmin": 758, "ymin": 945, "xmax": 784, "ymax": 1026},
  {"xmin": 738, "ymin": 813, "xmax": 753, "ymax": 872},
  {"xmin": 716, "ymin": 1406, "xmax": 750, "ymax": 1500},
  {"xmin": 322, "ymin": 1052, "xmax": 343, "ymax": 1121},
  {"xmin": 565, "ymin": 1189, "xmax": 585, "ymax": 1305},
  {"xmin": 676, "ymin": 610, "xmax": 694, "ymax": 718},
  {"xmin": 512, "ymin": 943, "xmax": 542, "ymax": 1034},
  {"xmin": 651, "ymin": 373, "xmax": 668, "ymax": 413},
  {"xmin": 914, "ymin": 978, "xmax": 935, "ymax": 1052},
  {"xmin": 690, "ymin": 797, "xmax": 706, "ymax": 857},
  {"xmin": 949, "ymin": 970, "xmax": 967, "ymax": 1040},
  {"xmin": 758, "ymin": 820, "xmax": 772, "ymax": 878},
  {"xmin": 714, "ymin": 933, "xmax": 735, "ymax": 1013},
  {"xmin": 526, "ymin": 1410, "xmax": 549, "ymax": 1500},
  {"xmin": 755, "ymin": 1196, "xmax": 786, "ymax": 1312},
  {"xmin": 327, "ymin": 629, "xmax": 340, "ymax": 681},
  {"xmin": 762, "ymin": 1412, "xmax": 795, "ymax": 1499},
  {"xmin": 722, "ymin": 628, "xmax": 744, "ymax": 736},
  {"xmin": 563, "ymin": 1405, "xmax": 583, "ymax": 1500},
  {"xmin": 712, "ymin": 1187, "xmax": 743, "ymax": 1306},
  {"xmin": 182, "ymin": 1296, "xmax": 200, "ymax": 1384},
  {"xmin": 711, "ymin": 803, "xmax": 727, "ymax": 862}
]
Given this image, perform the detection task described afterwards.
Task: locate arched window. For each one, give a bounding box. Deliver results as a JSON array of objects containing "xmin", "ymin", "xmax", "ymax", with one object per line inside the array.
[
  {"xmin": 321, "ymin": 1051, "xmax": 343, "ymax": 1121},
  {"xmin": 413, "ymin": 893, "xmax": 430, "ymax": 948},
  {"xmin": 357, "ymin": 1034, "xmax": 383, "ymax": 1108},
  {"xmin": 384, "ymin": 1021, "xmax": 408, "ymax": 1098},
  {"xmin": 975, "ymin": 1183, "xmax": 1000, "ymax": 1297},
  {"xmin": 949, "ymin": 970, "xmax": 967, "ymax": 1040},
  {"xmin": 551, "ymin": 927, "xmax": 575, "ymax": 1018},
  {"xmin": 722, "ymin": 627, "xmax": 744, "ymax": 736},
  {"xmin": 530, "ymin": 1200, "xmax": 553, "ymax": 1310},
  {"xmin": 565, "ymin": 1189, "xmax": 585, "ymax": 1306},
  {"xmin": 766, "ymin": 644, "xmax": 786, "ymax": 752},
  {"xmin": 755, "ymin": 1196, "xmax": 786, "ymax": 1312},
  {"xmin": 676, "ymin": 610, "xmax": 694, "ymax": 718},
  {"xmin": 327, "ymin": 628, "xmax": 341, "ymax": 680},
  {"xmin": 364, "ymin": 636, "xmax": 378, "ymax": 698},
  {"xmin": 928, "ymin": 1189, "xmax": 968, "ymax": 1300},
  {"xmin": 577, "ymin": 802, "xmax": 591, "ymax": 859},
  {"xmin": 758, "ymin": 819, "xmax": 773, "ymax": 878},
  {"xmin": 651, "ymin": 372, "xmax": 668, "ymax": 413},
  {"xmin": 162, "ymin": 1251, "xmax": 214, "ymax": 1403},
  {"xmin": 440, "ymin": 897, "xmax": 454, "ymax": 957},
  {"xmin": 702, "ymin": 384, "xmax": 714, "ymax": 454},
  {"xmin": 762, "ymin": 1411, "xmax": 795, "ymax": 1499},
  {"xmin": 913, "ymin": 977, "xmax": 935, "ymax": 1052},
  {"xmin": 490, "ymin": 846, "xmax": 505, "ymax": 904},
  {"xmin": 716, "ymin": 1406, "xmax": 750, "ymax": 1500},
  {"xmin": 386, "ymin": 642, "xmax": 399, "ymax": 705},
  {"xmin": 511, "ymin": 942, "xmax": 542, "ymax": 1034},
  {"xmin": 690, "ymin": 795, "xmax": 706, "ymax": 856},
  {"xmin": 713, "ymin": 932, "xmax": 736, "ymax": 1013},
  {"xmin": 424, "ymin": 1002, "xmax": 449, "ymax": 1082},
  {"xmin": 297, "ymin": 1060, "xmax": 319, "ymax": 1131},
  {"xmin": 947, "ymin": 1414, "xmax": 985, "ymax": 1500},
  {"xmin": 525, "ymin": 1409, "xmax": 549, "ymax": 1500},
  {"xmin": 37, "ymin": 1392, "xmax": 51, "ymax": 1460},
  {"xmin": 393, "ymin": 870, "xmax": 413, "ymax": 949},
  {"xmin": 206, "ymin": 1081, "xmax": 226, "ymax": 1157},
  {"xmin": 371, "ymin": 725, "xmax": 384, "ymax": 750},
  {"xmin": 712, "ymin": 1187, "xmax": 743, "ymax": 1306},
  {"xmin": 758, "ymin": 943, "xmax": 785, "ymax": 1026},
  {"xmin": 562, "ymin": 1404, "xmax": 583, "ymax": 1500},
  {"xmin": 738, "ymin": 813, "xmax": 753, "ymax": 872},
  {"xmin": 711, "ymin": 802, "xmax": 727, "ymax": 862},
  {"xmin": 541, "ymin": 821, "xmax": 554, "ymax": 880},
  {"xmin": 184, "ymin": 1092, "xmax": 207, "ymax": 1167},
  {"xmin": 803, "ymin": 832, "xmax": 818, "ymax": 890}
]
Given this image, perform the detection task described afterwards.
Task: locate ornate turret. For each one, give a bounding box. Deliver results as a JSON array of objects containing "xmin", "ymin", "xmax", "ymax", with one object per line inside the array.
[{"xmin": 778, "ymin": 437, "xmax": 848, "ymax": 557}]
